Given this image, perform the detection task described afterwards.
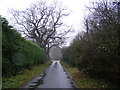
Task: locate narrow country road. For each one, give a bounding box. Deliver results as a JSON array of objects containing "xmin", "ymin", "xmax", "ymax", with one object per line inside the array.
[
  {"xmin": 24, "ymin": 61, "xmax": 74, "ymax": 89},
  {"xmin": 38, "ymin": 61, "xmax": 72, "ymax": 88}
]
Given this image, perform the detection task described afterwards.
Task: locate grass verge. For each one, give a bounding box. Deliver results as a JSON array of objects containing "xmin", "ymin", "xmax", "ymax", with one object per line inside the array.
[
  {"xmin": 2, "ymin": 61, "xmax": 52, "ymax": 88},
  {"xmin": 61, "ymin": 61, "xmax": 115, "ymax": 88}
]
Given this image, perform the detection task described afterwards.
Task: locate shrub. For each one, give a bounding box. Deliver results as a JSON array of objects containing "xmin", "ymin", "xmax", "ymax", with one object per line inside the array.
[{"xmin": 2, "ymin": 16, "xmax": 47, "ymax": 77}]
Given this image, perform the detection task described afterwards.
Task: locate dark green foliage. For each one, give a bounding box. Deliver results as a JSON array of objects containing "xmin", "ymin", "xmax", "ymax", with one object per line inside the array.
[
  {"xmin": 2, "ymin": 17, "xmax": 47, "ymax": 77},
  {"xmin": 62, "ymin": 2, "xmax": 119, "ymax": 87}
]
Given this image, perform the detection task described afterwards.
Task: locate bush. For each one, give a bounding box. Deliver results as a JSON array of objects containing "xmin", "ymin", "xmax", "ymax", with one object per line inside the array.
[
  {"xmin": 2, "ymin": 16, "xmax": 47, "ymax": 77},
  {"xmin": 62, "ymin": 2, "xmax": 119, "ymax": 87}
]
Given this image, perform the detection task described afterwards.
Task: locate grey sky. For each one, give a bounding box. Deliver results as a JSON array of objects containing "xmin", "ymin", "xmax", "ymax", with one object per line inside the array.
[{"xmin": 0, "ymin": 0, "xmax": 118, "ymax": 46}]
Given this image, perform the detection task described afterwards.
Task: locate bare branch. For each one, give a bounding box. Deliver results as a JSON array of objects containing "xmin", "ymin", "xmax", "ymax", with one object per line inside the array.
[{"xmin": 11, "ymin": 0, "xmax": 70, "ymax": 55}]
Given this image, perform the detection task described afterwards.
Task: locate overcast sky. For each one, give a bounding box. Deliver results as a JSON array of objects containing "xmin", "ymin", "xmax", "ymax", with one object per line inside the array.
[{"xmin": 0, "ymin": 0, "xmax": 118, "ymax": 46}]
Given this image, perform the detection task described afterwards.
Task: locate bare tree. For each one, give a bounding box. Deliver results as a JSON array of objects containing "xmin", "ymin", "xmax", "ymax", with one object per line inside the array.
[{"xmin": 11, "ymin": 0, "xmax": 70, "ymax": 55}]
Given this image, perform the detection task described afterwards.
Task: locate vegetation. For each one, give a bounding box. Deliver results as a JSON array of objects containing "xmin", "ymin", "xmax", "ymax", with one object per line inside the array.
[
  {"xmin": 2, "ymin": 16, "xmax": 47, "ymax": 77},
  {"xmin": 62, "ymin": 2, "xmax": 119, "ymax": 88},
  {"xmin": 2, "ymin": 61, "xmax": 51, "ymax": 88},
  {"xmin": 61, "ymin": 61, "xmax": 115, "ymax": 88},
  {"xmin": 1, "ymin": 1, "xmax": 120, "ymax": 89},
  {"xmin": 11, "ymin": 0, "xmax": 70, "ymax": 55}
]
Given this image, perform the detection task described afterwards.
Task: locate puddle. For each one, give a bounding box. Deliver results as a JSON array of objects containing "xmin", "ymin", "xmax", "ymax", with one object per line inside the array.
[
  {"xmin": 32, "ymin": 81, "xmax": 38, "ymax": 83},
  {"xmin": 29, "ymin": 84, "xmax": 37, "ymax": 88},
  {"xmin": 29, "ymin": 79, "xmax": 44, "ymax": 88},
  {"xmin": 29, "ymin": 72, "xmax": 46, "ymax": 89}
]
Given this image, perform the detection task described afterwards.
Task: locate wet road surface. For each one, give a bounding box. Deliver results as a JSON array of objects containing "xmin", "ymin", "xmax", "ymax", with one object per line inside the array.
[
  {"xmin": 23, "ymin": 60, "xmax": 75, "ymax": 89},
  {"xmin": 38, "ymin": 61, "xmax": 73, "ymax": 88}
]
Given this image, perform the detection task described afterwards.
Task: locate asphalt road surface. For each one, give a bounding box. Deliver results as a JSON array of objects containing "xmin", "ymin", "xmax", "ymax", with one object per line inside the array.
[
  {"xmin": 23, "ymin": 60, "xmax": 74, "ymax": 89},
  {"xmin": 38, "ymin": 61, "xmax": 73, "ymax": 88}
]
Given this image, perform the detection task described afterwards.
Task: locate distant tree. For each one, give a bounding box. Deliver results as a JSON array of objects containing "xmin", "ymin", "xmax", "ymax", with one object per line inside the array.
[
  {"xmin": 11, "ymin": 0, "xmax": 70, "ymax": 55},
  {"xmin": 49, "ymin": 46, "xmax": 62, "ymax": 60}
]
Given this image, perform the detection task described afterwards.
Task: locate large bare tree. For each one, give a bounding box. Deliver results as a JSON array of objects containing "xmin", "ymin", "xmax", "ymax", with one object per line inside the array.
[{"xmin": 11, "ymin": 0, "xmax": 70, "ymax": 55}]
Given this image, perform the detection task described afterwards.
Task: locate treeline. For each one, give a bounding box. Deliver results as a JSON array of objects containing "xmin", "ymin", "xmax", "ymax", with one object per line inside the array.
[
  {"xmin": 62, "ymin": 2, "xmax": 119, "ymax": 86},
  {"xmin": 2, "ymin": 17, "xmax": 47, "ymax": 77}
]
